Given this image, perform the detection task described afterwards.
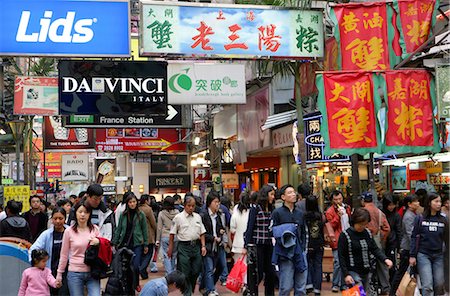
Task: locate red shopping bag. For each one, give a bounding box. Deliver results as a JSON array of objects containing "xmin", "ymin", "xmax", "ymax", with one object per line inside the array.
[
  {"xmin": 342, "ymin": 285, "xmax": 366, "ymax": 296},
  {"xmin": 226, "ymin": 256, "xmax": 247, "ymax": 293}
]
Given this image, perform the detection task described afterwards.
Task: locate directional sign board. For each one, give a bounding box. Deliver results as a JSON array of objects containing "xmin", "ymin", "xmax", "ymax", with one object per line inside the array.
[{"xmin": 63, "ymin": 105, "xmax": 188, "ymax": 128}]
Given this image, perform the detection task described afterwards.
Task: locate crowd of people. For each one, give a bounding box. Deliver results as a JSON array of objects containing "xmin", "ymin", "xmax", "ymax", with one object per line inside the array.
[{"xmin": 0, "ymin": 182, "xmax": 448, "ymax": 296}]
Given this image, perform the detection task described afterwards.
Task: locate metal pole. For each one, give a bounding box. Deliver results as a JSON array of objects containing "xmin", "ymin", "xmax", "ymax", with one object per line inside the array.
[
  {"xmin": 16, "ymin": 137, "xmax": 21, "ymax": 184},
  {"xmin": 219, "ymin": 142, "xmax": 223, "ymax": 196}
]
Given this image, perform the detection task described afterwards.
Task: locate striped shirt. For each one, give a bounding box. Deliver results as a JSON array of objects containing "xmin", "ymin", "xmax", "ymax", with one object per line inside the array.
[{"xmin": 245, "ymin": 205, "xmax": 273, "ymax": 246}]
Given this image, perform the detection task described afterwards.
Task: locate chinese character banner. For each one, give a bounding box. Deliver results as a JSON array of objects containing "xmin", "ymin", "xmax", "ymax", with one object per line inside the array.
[
  {"xmin": 383, "ymin": 70, "xmax": 439, "ymax": 153},
  {"xmin": 331, "ymin": 2, "xmax": 390, "ymax": 70},
  {"xmin": 140, "ymin": 3, "xmax": 324, "ymax": 58},
  {"xmin": 317, "ymin": 72, "xmax": 383, "ymax": 155},
  {"xmin": 393, "ymin": 0, "xmax": 439, "ymax": 57}
]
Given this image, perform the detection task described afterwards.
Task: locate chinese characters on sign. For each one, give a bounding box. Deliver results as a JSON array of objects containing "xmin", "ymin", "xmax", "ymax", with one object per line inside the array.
[
  {"xmin": 385, "ymin": 70, "xmax": 435, "ymax": 151},
  {"xmin": 141, "ymin": 3, "xmax": 324, "ymax": 58},
  {"xmin": 332, "ymin": 3, "xmax": 390, "ymax": 70}
]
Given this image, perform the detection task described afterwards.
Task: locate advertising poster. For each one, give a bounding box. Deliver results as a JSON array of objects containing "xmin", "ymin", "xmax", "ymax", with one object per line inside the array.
[
  {"xmin": 436, "ymin": 64, "xmax": 450, "ymax": 119},
  {"xmin": 59, "ymin": 60, "xmax": 167, "ymax": 116},
  {"xmin": 151, "ymin": 154, "xmax": 188, "ymax": 173},
  {"xmin": 4, "ymin": 186, "xmax": 31, "ymax": 212},
  {"xmin": 61, "ymin": 154, "xmax": 89, "ymax": 181},
  {"xmin": 95, "ymin": 158, "xmax": 116, "ymax": 194},
  {"xmin": 391, "ymin": 167, "xmax": 407, "ymax": 190},
  {"xmin": 43, "ymin": 116, "xmax": 95, "ymax": 151},
  {"xmin": 14, "ymin": 76, "xmax": 58, "ymax": 115}
]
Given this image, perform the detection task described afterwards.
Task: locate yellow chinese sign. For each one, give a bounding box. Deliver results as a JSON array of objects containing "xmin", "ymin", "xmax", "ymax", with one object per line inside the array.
[{"xmin": 4, "ymin": 185, "xmax": 31, "ymax": 212}]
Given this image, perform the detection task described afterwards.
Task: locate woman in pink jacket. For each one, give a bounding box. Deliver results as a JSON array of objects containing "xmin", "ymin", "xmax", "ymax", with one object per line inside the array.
[{"xmin": 57, "ymin": 201, "xmax": 101, "ymax": 296}]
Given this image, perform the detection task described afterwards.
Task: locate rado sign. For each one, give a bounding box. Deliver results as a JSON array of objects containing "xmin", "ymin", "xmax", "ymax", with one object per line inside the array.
[
  {"xmin": 59, "ymin": 60, "xmax": 167, "ymax": 116},
  {"xmin": 149, "ymin": 174, "xmax": 190, "ymax": 189}
]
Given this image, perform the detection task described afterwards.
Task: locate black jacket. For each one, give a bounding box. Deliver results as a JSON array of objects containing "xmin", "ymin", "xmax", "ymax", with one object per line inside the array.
[
  {"xmin": 0, "ymin": 216, "xmax": 32, "ymax": 242},
  {"xmin": 383, "ymin": 209, "xmax": 402, "ymax": 249},
  {"xmin": 23, "ymin": 210, "xmax": 48, "ymax": 242},
  {"xmin": 200, "ymin": 209, "xmax": 224, "ymax": 256},
  {"xmin": 104, "ymin": 248, "xmax": 136, "ymax": 296}
]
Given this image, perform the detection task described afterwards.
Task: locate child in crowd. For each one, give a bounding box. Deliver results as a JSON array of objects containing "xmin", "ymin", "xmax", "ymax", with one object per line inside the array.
[{"xmin": 18, "ymin": 249, "xmax": 61, "ymax": 296}]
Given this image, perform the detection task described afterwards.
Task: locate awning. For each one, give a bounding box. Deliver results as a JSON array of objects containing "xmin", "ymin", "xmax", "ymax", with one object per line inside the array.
[{"xmin": 261, "ymin": 110, "xmax": 297, "ymax": 131}]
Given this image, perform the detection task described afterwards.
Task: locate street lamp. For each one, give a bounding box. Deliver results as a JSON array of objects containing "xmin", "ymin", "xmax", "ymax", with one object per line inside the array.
[
  {"xmin": 214, "ymin": 138, "xmax": 225, "ymax": 196},
  {"xmin": 8, "ymin": 120, "xmax": 27, "ymax": 185}
]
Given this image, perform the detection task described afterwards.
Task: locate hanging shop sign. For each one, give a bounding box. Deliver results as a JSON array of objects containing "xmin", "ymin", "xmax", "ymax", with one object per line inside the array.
[
  {"xmin": 95, "ymin": 158, "xmax": 116, "ymax": 194},
  {"xmin": 436, "ymin": 64, "xmax": 450, "ymax": 119},
  {"xmin": 140, "ymin": 2, "xmax": 324, "ymax": 58},
  {"xmin": 14, "ymin": 76, "xmax": 58, "ymax": 115},
  {"xmin": 391, "ymin": 167, "xmax": 408, "ymax": 190},
  {"xmin": 58, "ymin": 60, "xmax": 167, "ymax": 116},
  {"xmin": 425, "ymin": 161, "xmax": 443, "ymax": 174},
  {"xmin": 61, "ymin": 154, "xmax": 89, "ymax": 181},
  {"xmin": 304, "ymin": 112, "xmax": 350, "ymax": 163},
  {"xmin": 43, "ymin": 116, "xmax": 95, "ymax": 151},
  {"xmin": 212, "ymin": 173, "xmax": 239, "ymax": 189},
  {"xmin": 63, "ymin": 105, "xmax": 184, "ymax": 128},
  {"xmin": 167, "ymin": 63, "xmax": 246, "ymax": 104},
  {"xmin": 272, "ymin": 124, "xmax": 294, "ymax": 149},
  {"xmin": 317, "ymin": 72, "xmax": 382, "ymax": 155},
  {"xmin": 193, "ymin": 168, "xmax": 212, "ymax": 183},
  {"xmin": 384, "ymin": 70, "xmax": 439, "ymax": 153},
  {"xmin": 393, "ymin": 0, "xmax": 438, "ymax": 57},
  {"xmin": 95, "ymin": 128, "xmax": 186, "ymax": 152},
  {"xmin": 4, "ymin": 186, "xmax": 31, "ymax": 212},
  {"xmin": 409, "ymin": 169, "xmax": 427, "ymax": 180},
  {"xmin": 331, "ymin": 2, "xmax": 391, "ymax": 70},
  {"xmin": 0, "ymin": 0, "xmax": 130, "ymax": 56},
  {"xmin": 151, "ymin": 154, "xmax": 188, "ymax": 173},
  {"xmin": 149, "ymin": 174, "xmax": 190, "ymax": 190}
]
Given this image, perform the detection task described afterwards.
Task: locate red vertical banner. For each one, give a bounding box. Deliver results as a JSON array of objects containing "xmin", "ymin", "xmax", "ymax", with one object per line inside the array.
[
  {"xmin": 394, "ymin": 0, "xmax": 436, "ymax": 55},
  {"xmin": 385, "ymin": 70, "xmax": 435, "ymax": 150},
  {"xmin": 322, "ymin": 72, "xmax": 379, "ymax": 151},
  {"xmin": 332, "ymin": 3, "xmax": 390, "ymax": 70}
]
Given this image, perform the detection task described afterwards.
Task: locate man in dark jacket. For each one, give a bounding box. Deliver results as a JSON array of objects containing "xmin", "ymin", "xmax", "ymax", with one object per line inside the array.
[
  {"xmin": 0, "ymin": 200, "xmax": 31, "ymax": 242},
  {"xmin": 23, "ymin": 195, "xmax": 48, "ymax": 242}
]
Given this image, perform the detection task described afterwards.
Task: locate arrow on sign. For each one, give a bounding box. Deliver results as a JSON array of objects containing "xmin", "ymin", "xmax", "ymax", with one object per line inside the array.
[{"xmin": 166, "ymin": 105, "xmax": 178, "ymax": 121}]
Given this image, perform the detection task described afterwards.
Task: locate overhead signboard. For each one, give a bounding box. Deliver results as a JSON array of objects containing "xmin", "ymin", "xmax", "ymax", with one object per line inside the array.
[
  {"xmin": 14, "ymin": 76, "xmax": 58, "ymax": 115},
  {"xmin": 58, "ymin": 60, "xmax": 167, "ymax": 116},
  {"xmin": 43, "ymin": 116, "xmax": 95, "ymax": 151},
  {"xmin": 140, "ymin": 2, "xmax": 324, "ymax": 58},
  {"xmin": 63, "ymin": 105, "xmax": 184, "ymax": 128},
  {"xmin": 149, "ymin": 174, "xmax": 190, "ymax": 190},
  {"xmin": 167, "ymin": 63, "xmax": 246, "ymax": 104},
  {"xmin": 61, "ymin": 154, "xmax": 89, "ymax": 181},
  {"xmin": 151, "ymin": 154, "xmax": 188, "ymax": 173},
  {"xmin": 0, "ymin": 0, "xmax": 130, "ymax": 56}
]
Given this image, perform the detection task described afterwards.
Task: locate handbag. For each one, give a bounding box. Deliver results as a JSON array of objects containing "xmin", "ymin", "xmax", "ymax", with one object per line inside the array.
[
  {"xmin": 396, "ymin": 267, "xmax": 417, "ymax": 296},
  {"xmin": 342, "ymin": 285, "xmax": 366, "ymax": 296},
  {"xmin": 226, "ymin": 255, "xmax": 247, "ymax": 293}
]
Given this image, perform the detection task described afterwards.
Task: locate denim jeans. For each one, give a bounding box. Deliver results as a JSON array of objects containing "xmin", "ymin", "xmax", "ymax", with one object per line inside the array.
[
  {"xmin": 307, "ymin": 247, "xmax": 324, "ymax": 293},
  {"xmin": 161, "ymin": 237, "xmax": 177, "ymax": 275},
  {"xmin": 132, "ymin": 245, "xmax": 143, "ymax": 285},
  {"xmin": 278, "ymin": 258, "xmax": 308, "ymax": 296},
  {"xmin": 67, "ymin": 271, "xmax": 100, "ymax": 296},
  {"xmin": 417, "ymin": 252, "xmax": 445, "ymax": 296},
  {"xmin": 346, "ymin": 271, "xmax": 370, "ymax": 293},
  {"xmin": 332, "ymin": 249, "xmax": 343, "ymax": 289},
  {"xmin": 203, "ymin": 255, "xmax": 217, "ymax": 294},
  {"xmin": 139, "ymin": 244, "xmax": 154, "ymax": 277},
  {"xmin": 214, "ymin": 246, "xmax": 228, "ymax": 283}
]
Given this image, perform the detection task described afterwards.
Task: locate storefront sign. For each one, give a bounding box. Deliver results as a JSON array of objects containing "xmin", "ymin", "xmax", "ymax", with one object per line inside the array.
[
  {"xmin": 4, "ymin": 185, "xmax": 31, "ymax": 212},
  {"xmin": 168, "ymin": 63, "xmax": 246, "ymax": 104},
  {"xmin": 151, "ymin": 154, "xmax": 188, "ymax": 173},
  {"xmin": 95, "ymin": 128, "xmax": 186, "ymax": 152},
  {"xmin": 272, "ymin": 124, "xmax": 294, "ymax": 149},
  {"xmin": 425, "ymin": 161, "xmax": 443, "ymax": 174},
  {"xmin": 63, "ymin": 105, "xmax": 183, "ymax": 128},
  {"xmin": 194, "ymin": 168, "xmax": 212, "ymax": 183},
  {"xmin": 212, "ymin": 173, "xmax": 239, "ymax": 189},
  {"xmin": 1, "ymin": 178, "xmax": 14, "ymax": 185},
  {"xmin": 384, "ymin": 70, "xmax": 438, "ymax": 153},
  {"xmin": 14, "ymin": 76, "xmax": 58, "ymax": 115},
  {"xmin": 304, "ymin": 112, "xmax": 349, "ymax": 163},
  {"xmin": 59, "ymin": 60, "xmax": 167, "ymax": 116},
  {"xmin": 61, "ymin": 154, "xmax": 89, "ymax": 181},
  {"xmin": 409, "ymin": 169, "xmax": 426, "ymax": 180},
  {"xmin": 95, "ymin": 158, "xmax": 116, "ymax": 194},
  {"xmin": 149, "ymin": 174, "xmax": 190, "ymax": 189},
  {"xmin": 140, "ymin": 2, "xmax": 323, "ymax": 58},
  {"xmin": 43, "ymin": 116, "xmax": 95, "ymax": 151},
  {"xmin": 436, "ymin": 64, "xmax": 450, "ymax": 119},
  {"xmin": 0, "ymin": 0, "xmax": 130, "ymax": 56}
]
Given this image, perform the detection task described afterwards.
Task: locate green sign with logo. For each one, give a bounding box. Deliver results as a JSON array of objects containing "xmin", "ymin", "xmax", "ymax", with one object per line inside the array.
[
  {"xmin": 1, "ymin": 178, "xmax": 14, "ymax": 185},
  {"xmin": 436, "ymin": 64, "xmax": 450, "ymax": 119},
  {"xmin": 70, "ymin": 115, "xmax": 95, "ymax": 124}
]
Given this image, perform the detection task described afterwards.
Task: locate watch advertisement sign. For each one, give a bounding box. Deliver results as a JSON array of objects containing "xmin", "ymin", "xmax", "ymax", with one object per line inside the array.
[
  {"xmin": 151, "ymin": 154, "xmax": 188, "ymax": 173},
  {"xmin": 0, "ymin": 0, "xmax": 130, "ymax": 56},
  {"xmin": 167, "ymin": 63, "xmax": 246, "ymax": 104},
  {"xmin": 61, "ymin": 154, "xmax": 89, "ymax": 181},
  {"xmin": 95, "ymin": 158, "xmax": 116, "ymax": 194},
  {"xmin": 58, "ymin": 60, "xmax": 167, "ymax": 116},
  {"xmin": 43, "ymin": 116, "xmax": 95, "ymax": 151},
  {"xmin": 14, "ymin": 76, "xmax": 58, "ymax": 115}
]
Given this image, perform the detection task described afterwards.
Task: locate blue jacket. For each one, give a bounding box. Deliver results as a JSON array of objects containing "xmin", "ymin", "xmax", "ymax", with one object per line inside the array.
[{"xmin": 29, "ymin": 225, "xmax": 68, "ymax": 268}]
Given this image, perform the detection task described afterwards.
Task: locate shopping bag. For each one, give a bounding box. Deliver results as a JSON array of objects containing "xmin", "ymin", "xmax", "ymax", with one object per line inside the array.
[
  {"xmin": 226, "ymin": 255, "xmax": 247, "ymax": 293},
  {"xmin": 342, "ymin": 285, "xmax": 366, "ymax": 296},
  {"xmin": 396, "ymin": 268, "xmax": 417, "ymax": 296}
]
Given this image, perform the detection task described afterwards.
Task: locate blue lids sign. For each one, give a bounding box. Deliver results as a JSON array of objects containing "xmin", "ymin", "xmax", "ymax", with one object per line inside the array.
[{"xmin": 0, "ymin": 0, "xmax": 130, "ymax": 56}]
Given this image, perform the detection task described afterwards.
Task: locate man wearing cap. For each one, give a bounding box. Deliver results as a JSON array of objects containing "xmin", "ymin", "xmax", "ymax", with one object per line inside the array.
[
  {"xmin": 272, "ymin": 184, "xmax": 307, "ymax": 296},
  {"xmin": 361, "ymin": 192, "xmax": 391, "ymax": 296}
]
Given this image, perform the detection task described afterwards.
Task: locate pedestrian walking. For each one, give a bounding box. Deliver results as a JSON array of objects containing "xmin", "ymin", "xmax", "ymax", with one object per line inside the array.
[
  {"xmin": 139, "ymin": 194, "xmax": 157, "ymax": 280},
  {"xmin": 0, "ymin": 200, "xmax": 31, "ymax": 241},
  {"xmin": 23, "ymin": 195, "xmax": 48, "ymax": 243}
]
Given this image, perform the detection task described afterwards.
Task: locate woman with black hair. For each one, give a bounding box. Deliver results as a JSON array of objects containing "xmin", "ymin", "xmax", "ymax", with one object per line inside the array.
[
  {"xmin": 243, "ymin": 184, "xmax": 276, "ymax": 296},
  {"xmin": 230, "ymin": 191, "xmax": 251, "ymax": 262},
  {"xmin": 409, "ymin": 193, "xmax": 449, "ymax": 296},
  {"xmin": 112, "ymin": 191, "xmax": 148, "ymax": 292},
  {"xmin": 338, "ymin": 207, "xmax": 393, "ymax": 292},
  {"xmin": 305, "ymin": 195, "xmax": 325, "ymax": 296}
]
